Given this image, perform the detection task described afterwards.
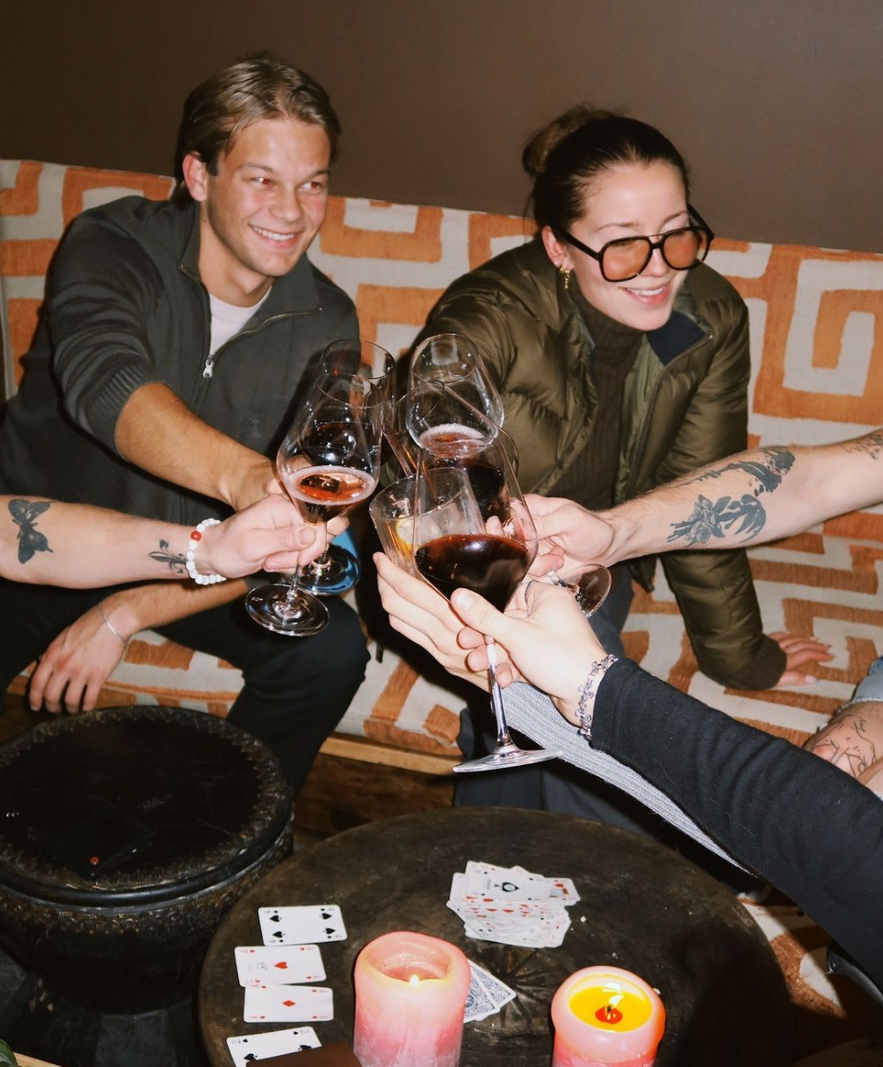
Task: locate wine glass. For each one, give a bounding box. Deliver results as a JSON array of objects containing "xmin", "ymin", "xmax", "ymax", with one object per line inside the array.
[
  {"xmin": 409, "ymin": 465, "xmax": 561, "ymax": 773},
  {"xmin": 299, "ymin": 339, "xmax": 395, "ymax": 596},
  {"xmin": 245, "ymin": 361, "xmax": 387, "ymax": 635},
  {"xmin": 408, "ymin": 333, "xmax": 504, "ymax": 454}
]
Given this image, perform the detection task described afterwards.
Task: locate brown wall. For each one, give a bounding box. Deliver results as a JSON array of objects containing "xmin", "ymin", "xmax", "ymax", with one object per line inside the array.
[{"xmin": 3, "ymin": 1, "xmax": 882, "ymax": 251}]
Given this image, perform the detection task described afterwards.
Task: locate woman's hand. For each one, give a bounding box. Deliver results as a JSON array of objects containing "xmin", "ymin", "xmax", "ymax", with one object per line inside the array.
[
  {"xmin": 374, "ymin": 552, "xmax": 490, "ymax": 689},
  {"xmin": 449, "ymin": 581, "xmax": 607, "ymax": 722},
  {"xmin": 769, "ymin": 631, "xmax": 834, "ymax": 687}
]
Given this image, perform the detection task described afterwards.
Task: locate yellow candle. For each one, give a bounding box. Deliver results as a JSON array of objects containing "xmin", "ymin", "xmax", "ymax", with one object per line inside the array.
[
  {"xmin": 569, "ymin": 982, "xmax": 653, "ymax": 1030},
  {"xmin": 551, "ymin": 966, "xmax": 665, "ymax": 1067}
]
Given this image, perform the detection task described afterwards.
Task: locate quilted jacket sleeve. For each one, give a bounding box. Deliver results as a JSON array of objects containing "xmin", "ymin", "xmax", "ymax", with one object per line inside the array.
[{"xmin": 649, "ymin": 298, "xmax": 785, "ymax": 688}]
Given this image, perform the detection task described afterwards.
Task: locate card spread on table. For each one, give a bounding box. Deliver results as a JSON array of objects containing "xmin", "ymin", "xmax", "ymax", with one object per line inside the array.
[
  {"xmin": 242, "ymin": 985, "xmax": 334, "ymax": 1024},
  {"xmin": 256, "ymin": 1044, "xmax": 361, "ymax": 1067},
  {"xmin": 258, "ymin": 905, "xmax": 347, "ymax": 946},
  {"xmin": 464, "ymin": 960, "xmax": 516, "ymax": 1023},
  {"xmin": 448, "ymin": 862, "xmax": 578, "ymax": 948},
  {"xmin": 226, "ymin": 1026, "xmax": 321, "ymax": 1066},
  {"xmin": 235, "ymin": 945, "xmax": 326, "ymax": 987}
]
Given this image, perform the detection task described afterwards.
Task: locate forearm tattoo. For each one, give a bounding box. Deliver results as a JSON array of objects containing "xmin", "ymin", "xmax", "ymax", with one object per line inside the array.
[
  {"xmin": 9, "ymin": 499, "xmax": 53, "ymax": 564},
  {"xmin": 148, "ymin": 540, "xmax": 187, "ymax": 576},
  {"xmin": 840, "ymin": 430, "xmax": 883, "ymax": 460},
  {"xmin": 666, "ymin": 447, "xmax": 795, "ymax": 547}
]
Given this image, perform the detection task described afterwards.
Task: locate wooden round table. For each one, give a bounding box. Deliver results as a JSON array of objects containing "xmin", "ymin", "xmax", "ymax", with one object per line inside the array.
[{"xmin": 199, "ymin": 809, "xmax": 793, "ymax": 1066}]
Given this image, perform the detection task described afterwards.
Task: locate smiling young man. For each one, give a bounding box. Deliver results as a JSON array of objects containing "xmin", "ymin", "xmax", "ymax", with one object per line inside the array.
[{"xmin": 0, "ymin": 54, "xmax": 369, "ymax": 791}]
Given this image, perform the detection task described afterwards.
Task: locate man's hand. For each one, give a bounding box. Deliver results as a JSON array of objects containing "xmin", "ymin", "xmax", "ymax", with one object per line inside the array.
[
  {"xmin": 200, "ymin": 495, "xmax": 332, "ymax": 577},
  {"xmin": 769, "ymin": 631, "xmax": 834, "ymax": 687},
  {"xmin": 220, "ymin": 453, "xmax": 283, "ymax": 513},
  {"xmin": 28, "ymin": 600, "xmax": 132, "ymax": 713},
  {"xmin": 527, "ymin": 495, "xmax": 617, "ymax": 575}
]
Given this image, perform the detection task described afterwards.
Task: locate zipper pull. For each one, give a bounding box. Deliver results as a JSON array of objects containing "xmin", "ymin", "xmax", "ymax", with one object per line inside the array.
[{"xmin": 202, "ymin": 355, "xmax": 214, "ymax": 379}]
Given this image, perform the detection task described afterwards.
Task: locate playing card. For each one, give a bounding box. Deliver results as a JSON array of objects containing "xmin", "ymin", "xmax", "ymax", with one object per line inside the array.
[
  {"xmin": 258, "ymin": 906, "xmax": 347, "ymax": 946},
  {"xmin": 226, "ymin": 1026, "xmax": 321, "ymax": 1066},
  {"xmin": 235, "ymin": 945, "xmax": 326, "ymax": 986},
  {"xmin": 243, "ymin": 985, "xmax": 334, "ymax": 1024},
  {"xmin": 469, "ymin": 961, "xmax": 516, "ymax": 1010},
  {"xmin": 463, "ymin": 964, "xmax": 497, "ymax": 1023},
  {"xmin": 464, "ymin": 861, "xmax": 547, "ymax": 901}
]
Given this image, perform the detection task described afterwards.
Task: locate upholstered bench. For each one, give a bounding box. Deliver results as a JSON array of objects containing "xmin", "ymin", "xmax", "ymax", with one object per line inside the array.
[{"xmin": 3, "ymin": 157, "xmax": 883, "ymax": 774}]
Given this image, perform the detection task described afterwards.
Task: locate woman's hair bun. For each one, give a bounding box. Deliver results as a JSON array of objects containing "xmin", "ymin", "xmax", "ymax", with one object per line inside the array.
[{"xmin": 522, "ymin": 106, "xmax": 616, "ymax": 178}]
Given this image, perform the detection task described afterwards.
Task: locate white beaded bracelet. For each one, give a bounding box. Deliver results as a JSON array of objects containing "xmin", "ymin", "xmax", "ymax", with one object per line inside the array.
[
  {"xmin": 185, "ymin": 518, "xmax": 227, "ymax": 585},
  {"xmin": 576, "ymin": 654, "xmax": 619, "ymax": 738}
]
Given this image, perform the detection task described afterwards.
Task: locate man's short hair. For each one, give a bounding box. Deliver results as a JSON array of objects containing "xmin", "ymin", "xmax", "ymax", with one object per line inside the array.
[{"xmin": 173, "ymin": 52, "xmax": 340, "ymax": 203}]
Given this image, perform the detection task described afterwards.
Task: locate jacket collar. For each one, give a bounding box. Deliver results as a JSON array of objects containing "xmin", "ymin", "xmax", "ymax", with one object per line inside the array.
[{"xmin": 178, "ymin": 202, "xmax": 321, "ymax": 319}]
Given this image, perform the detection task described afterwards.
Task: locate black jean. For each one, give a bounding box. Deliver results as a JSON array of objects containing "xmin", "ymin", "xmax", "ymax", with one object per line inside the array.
[{"xmin": 0, "ymin": 578, "xmax": 369, "ymax": 794}]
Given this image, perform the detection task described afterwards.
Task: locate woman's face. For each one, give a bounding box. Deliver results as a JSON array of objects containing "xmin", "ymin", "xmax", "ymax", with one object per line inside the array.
[{"xmin": 547, "ymin": 161, "xmax": 691, "ymax": 331}]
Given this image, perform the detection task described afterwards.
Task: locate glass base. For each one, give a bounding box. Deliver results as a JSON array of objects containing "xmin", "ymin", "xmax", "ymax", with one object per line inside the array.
[
  {"xmin": 299, "ymin": 545, "xmax": 361, "ymax": 597},
  {"xmin": 453, "ymin": 742, "xmax": 562, "ymax": 774},
  {"xmin": 245, "ymin": 583, "xmax": 329, "ymax": 636}
]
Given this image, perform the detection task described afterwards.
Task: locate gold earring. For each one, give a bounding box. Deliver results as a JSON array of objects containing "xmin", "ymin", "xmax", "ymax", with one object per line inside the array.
[{"xmin": 559, "ymin": 264, "xmax": 572, "ymax": 291}]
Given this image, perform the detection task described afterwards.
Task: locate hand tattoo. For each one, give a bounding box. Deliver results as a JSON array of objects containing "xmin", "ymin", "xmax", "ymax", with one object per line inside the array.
[
  {"xmin": 9, "ymin": 499, "xmax": 53, "ymax": 564},
  {"xmin": 667, "ymin": 447, "xmax": 795, "ymax": 546},
  {"xmin": 148, "ymin": 539, "xmax": 187, "ymax": 576}
]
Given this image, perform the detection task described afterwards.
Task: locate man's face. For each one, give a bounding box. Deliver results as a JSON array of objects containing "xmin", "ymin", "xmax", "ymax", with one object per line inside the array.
[{"xmin": 184, "ymin": 116, "xmax": 332, "ymax": 305}]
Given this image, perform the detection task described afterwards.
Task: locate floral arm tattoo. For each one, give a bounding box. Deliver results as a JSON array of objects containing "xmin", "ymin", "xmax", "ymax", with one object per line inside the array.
[
  {"xmin": 9, "ymin": 499, "xmax": 53, "ymax": 564},
  {"xmin": 666, "ymin": 447, "xmax": 795, "ymax": 547},
  {"xmin": 148, "ymin": 540, "xmax": 187, "ymax": 576}
]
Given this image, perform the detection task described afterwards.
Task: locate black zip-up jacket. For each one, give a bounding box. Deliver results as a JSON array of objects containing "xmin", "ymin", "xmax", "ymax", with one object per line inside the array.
[{"xmin": 0, "ymin": 196, "xmax": 358, "ymax": 527}]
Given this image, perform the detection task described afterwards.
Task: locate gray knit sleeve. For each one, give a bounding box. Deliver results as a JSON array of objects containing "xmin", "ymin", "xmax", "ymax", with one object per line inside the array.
[{"xmin": 502, "ymin": 681, "xmax": 748, "ymax": 871}]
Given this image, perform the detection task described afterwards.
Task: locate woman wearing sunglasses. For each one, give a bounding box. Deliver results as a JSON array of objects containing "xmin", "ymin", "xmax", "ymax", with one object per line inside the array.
[{"xmin": 417, "ymin": 107, "xmax": 828, "ymax": 833}]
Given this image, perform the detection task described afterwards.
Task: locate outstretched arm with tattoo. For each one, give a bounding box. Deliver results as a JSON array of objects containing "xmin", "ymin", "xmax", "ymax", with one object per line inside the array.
[
  {"xmin": 0, "ymin": 494, "xmax": 325, "ymax": 587},
  {"xmin": 1, "ymin": 493, "xmax": 333, "ymax": 714},
  {"xmin": 532, "ymin": 429, "xmax": 883, "ymax": 569}
]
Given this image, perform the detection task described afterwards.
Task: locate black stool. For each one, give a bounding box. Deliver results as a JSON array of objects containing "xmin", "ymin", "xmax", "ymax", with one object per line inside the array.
[{"xmin": 0, "ymin": 706, "xmax": 293, "ymax": 1067}]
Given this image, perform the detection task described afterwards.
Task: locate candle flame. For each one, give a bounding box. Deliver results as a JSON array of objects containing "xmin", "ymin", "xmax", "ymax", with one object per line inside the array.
[{"xmin": 409, "ymin": 974, "xmax": 421, "ymax": 985}]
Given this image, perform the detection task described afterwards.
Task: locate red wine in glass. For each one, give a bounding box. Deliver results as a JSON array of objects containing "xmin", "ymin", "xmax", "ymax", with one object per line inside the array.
[
  {"xmin": 415, "ymin": 533, "xmax": 529, "ymax": 611},
  {"xmin": 409, "ymin": 466, "xmax": 560, "ymax": 773}
]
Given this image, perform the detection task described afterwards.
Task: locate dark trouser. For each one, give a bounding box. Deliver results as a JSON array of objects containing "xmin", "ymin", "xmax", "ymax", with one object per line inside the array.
[{"xmin": 0, "ymin": 578, "xmax": 369, "ymax": 794}]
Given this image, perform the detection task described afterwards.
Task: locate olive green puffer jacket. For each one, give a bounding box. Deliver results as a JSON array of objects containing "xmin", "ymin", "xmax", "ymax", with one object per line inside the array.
[{"xmin": 419, "ymin": 238, "xmax": 785, "ymax": 689}]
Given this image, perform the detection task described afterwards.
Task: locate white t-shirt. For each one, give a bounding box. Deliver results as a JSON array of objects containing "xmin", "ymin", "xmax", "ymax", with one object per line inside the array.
[{"xmin": 209, "ymin": 290, "xmax": 271, "ymax": 355}]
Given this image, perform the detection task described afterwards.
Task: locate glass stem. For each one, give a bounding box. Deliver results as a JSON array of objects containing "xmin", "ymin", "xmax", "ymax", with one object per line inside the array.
[
  {"xmin": 282, "ymin": 564, "xmax": 303, "ymax": 609},
  {"xmin": 485, "ymin": 638, "xmax": 513, "ymax": 749}
]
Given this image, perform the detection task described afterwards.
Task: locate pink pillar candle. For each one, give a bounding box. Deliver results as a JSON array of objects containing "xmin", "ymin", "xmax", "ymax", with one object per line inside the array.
[
  {"xmin": 353, "ymin": 931, "xmax": 471, "ymax": 1067},
  {"xmin": 551, "ymin": 966, "xmax": 666, "ymax": 1067}
]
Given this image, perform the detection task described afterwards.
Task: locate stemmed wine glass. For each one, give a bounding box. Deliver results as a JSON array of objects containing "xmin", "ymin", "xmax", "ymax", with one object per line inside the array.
[
  {"xmin": 408, "ymin": 387, "xmax": 614, "ymax": 618},
  {"xmin": 410, "ymin": 465, "xmax": 561, "ymax": 773},
  {"xmin": 298, "ymin": 340, "xmax": 395, "ymax": 596},
  {"xmin": 408, "ymin": 333, "xmax": 504, "ymax": 454},
  {"xmin": 245, "ymin": 356, "xmax": 388, "ymax": 636}
]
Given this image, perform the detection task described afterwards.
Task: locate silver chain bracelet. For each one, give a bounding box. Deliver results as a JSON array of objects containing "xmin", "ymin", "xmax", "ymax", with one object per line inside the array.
[{"xmin": 576, "ymin": 654, "xmax": 619, "ymax": 738}]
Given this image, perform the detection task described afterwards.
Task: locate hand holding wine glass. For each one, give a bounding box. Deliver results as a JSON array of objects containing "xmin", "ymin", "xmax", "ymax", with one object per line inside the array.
[
  {"xmin": 245, "ymin": 355, "xmax": 387, "ymax": 636},
  {"xmin": 299, "ymin": 339, "xmax": 395, "ymax": 596},
  {"xmin": 409, "ymin": 464, "xmax": 561, "ymax": 772}
]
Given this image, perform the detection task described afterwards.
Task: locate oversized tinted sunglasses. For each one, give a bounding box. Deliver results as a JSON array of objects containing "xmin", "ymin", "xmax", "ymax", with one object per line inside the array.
[{"xmin": 554, "ymin": 206, "xmax": 714, "ymax": 283}]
